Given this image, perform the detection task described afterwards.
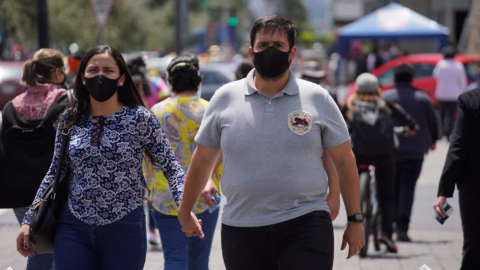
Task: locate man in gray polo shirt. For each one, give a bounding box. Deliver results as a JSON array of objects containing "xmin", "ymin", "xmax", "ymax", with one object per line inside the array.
[{"xmin": 178, "ymin": 15, "xmax": 364, "ymax": 269}]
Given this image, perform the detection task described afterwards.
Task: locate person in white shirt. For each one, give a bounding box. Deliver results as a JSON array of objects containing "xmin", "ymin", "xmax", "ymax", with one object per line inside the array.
[{"xmin": 433, "ymin": 47, "xmax": 467, "ymax": 140}]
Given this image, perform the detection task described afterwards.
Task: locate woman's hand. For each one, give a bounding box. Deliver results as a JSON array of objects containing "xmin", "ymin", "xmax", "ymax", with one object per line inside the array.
[
  {"xmin": 200, "ymin": 179, "xmax": 217, "ymax": 207},
  {"xmin": 17, "ymin": 224, "xmax": 35, "ymax": 257},
  {"xmin": 178, "ymin": 211, "xmax": 204, "ymax": 239}
]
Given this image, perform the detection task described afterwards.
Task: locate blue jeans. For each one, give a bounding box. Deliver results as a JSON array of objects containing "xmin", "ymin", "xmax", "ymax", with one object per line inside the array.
[
  {"xmin": 54, "ymin": 205, "xmax": 146, "ymax": 270},
  {"xmin": 394, "ymin": 158, "xmax": 424, "ymax": 234},
  {"xmin": 13, "ymin": 207, "xmax": 55, "ymax": 270},
  {"xmin": 152, "ymin": 208, "xmax": 219, "ymax": 270}
]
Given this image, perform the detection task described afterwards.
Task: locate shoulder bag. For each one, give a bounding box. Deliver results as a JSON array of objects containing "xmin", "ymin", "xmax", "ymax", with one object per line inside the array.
[{"xmin": 29, "ymin": 128, "xmax": 72, "ymax": 254}]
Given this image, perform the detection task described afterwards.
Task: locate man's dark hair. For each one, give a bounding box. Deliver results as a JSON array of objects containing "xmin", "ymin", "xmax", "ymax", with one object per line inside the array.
[
  {"xmin": 250, "ymin": 15, "xmax": 298, "ymax": 50},
  {"xmin": 167, "ymin": 53, "xmax": 202, "ymax": 93},
  {"xmin": 443, "ymin": 46, "xmax": 456, "ymax": 59},
  {"xmin": 394, "ymin": 63, "xmax": 415, "ymax": 83}
]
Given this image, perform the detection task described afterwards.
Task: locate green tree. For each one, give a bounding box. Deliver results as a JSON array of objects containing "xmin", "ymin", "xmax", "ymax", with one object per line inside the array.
[{"xmin": 0, "ymin": 0, "xmax": 38, "ymax": 49}]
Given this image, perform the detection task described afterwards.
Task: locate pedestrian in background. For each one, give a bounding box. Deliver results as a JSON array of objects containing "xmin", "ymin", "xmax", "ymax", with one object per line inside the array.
[
  {"xmin": 344, "ymin": 73, "xmax": 418, "ymax": 253},
  {"xmin": 0, "ymin": 48, "xmax": 69, "ymax": 270},
  {"xmin": 16, "ymin": 45, "xmax": 185, "ymax": 270},
  {"xmin": 65, "ymin": 50, "xmax": 86, "ymax": 89},
  {"xmin": 434, "ymin": 83, "xmax": 480, "ymax": 270},
  {"xmin": 383, "ymin": 64, "xmax": 438, "ymax": 242},
  {"xmin": 178, "ymin": 15, "xmax": 364, "ymax": 270},
  {"xmin": 143, "ymin": 53, "xmax": 221, "ymax": 270},
  {"xmin": 235, "ymin": 59, "xmax": 254, "ymax": 80},
  {"xmin": 433, "ymin": 46, "xmax": 467, "ymax": 140}
]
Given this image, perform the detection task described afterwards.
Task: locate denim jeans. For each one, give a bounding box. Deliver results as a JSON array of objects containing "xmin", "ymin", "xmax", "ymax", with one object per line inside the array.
[
  {"xmin": 151, "ymin": 208, "xmax": 219, "ymax": 270},
  {"xmin": 54, "ymin": 205, "xmax": 146, "ymax": 270},
  {"xmin": 13, "ymin": 207, "xmax": 55, "ymax": 270}
]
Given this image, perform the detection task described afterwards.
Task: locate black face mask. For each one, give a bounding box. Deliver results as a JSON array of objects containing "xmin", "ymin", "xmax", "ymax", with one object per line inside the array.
[
  {"xmin": 59, "ymin": 71, "xmax": 67, "ymax": 88},
  {"xmin": 253, "ymin": 46, "xmax": 291, "ymax": 78},
  {"xmin": 84, "ymin": 75, "xmax": 120, "ymax": 102}
]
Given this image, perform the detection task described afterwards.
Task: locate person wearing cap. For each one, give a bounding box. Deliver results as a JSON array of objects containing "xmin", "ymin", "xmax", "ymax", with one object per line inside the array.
[
  {"xmin": 344, "ymin": 72, "xmax": 418, "ymax": 253},
  {"xmin": 383, "ymin": 64, "xmax": 438, "ymax": 242}
]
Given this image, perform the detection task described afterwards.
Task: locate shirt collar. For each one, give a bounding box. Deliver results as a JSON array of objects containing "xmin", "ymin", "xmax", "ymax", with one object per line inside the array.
[{"xmin": 245, "ymin": 69, "xmax": 299, "ymax": 96}]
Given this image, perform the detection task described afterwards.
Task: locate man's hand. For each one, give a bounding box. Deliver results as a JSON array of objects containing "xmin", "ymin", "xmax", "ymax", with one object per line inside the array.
[
  {"xmin": 326, "ymin": 193, "xmax": 340, "ymax": 221},
  {"xmin": 433, "ymin": 196, "xmax": 447, "ymax": 218},
  {"xmin": 341, "ymin": 223, "xmax": 365, "ymax": 259},
  {"xmin": 178, "ymin": 211, "xmax": 204, "ymax": 239},
  {"xmin": 430, "ymin": 143, "xmax": 437, "ymax": 151},
  {"xmin": 200, "ymin": 179, "xmax": 218, "ymax": 207},
  {"xmin": 17, "ymin": 224, "xmax": 35, "ymax": 257}
]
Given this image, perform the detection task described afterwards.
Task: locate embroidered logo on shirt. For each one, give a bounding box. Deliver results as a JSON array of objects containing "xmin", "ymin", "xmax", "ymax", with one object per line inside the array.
[{"xmin": 288, "ymin": 111, "xmax": 312, "ymax": 135}]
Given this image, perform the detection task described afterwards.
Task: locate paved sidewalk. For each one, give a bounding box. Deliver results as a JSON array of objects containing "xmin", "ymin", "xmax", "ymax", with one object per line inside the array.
[{"xmin": 0, "ymin": 140, "xmax": 463, "ymax": 270}]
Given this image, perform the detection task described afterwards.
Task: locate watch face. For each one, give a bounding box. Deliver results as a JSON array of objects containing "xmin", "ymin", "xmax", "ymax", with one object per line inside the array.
[{"xmin": 355, "ymin": 213, "xmax": 364, "ymax": 222}]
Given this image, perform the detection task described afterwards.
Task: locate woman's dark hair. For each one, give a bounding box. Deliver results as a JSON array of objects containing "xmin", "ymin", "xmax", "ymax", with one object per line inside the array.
[
  {"xmin": 394, "ymin": 63, "xmax": 415, "ymax": 83},
  {"xmin": 250, "ymin": 15, "xmax": 298, "ymax": 50},
  {"xmin": 166, "ymin": 53, "xmax": 202, "ymax": 93},
  {"xmin": 59, "ymin": 45, "xmax": 145, "ymax": 129},
  {"xmin": 21, "ymin": 48, "xmax": 65, "ymax": 86}
]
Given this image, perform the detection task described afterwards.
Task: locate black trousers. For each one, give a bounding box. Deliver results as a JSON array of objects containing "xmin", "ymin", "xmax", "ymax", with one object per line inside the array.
[
  {"xmin": 394, "ymin": 157, "xmax": 424, "ymax": 234},
  {"xmin": 459, "ymin": 180, "xmax": 480, "ymax": 270},
  {"xmin": 438, "ymin": 101, "xmax": 458, "ymax": 139},
  {"xmin": 221, "ymin": 211, "xmax": 333, "ymax": 270},
  {"xmin": 355, "ymin": 153, "xmax": 395, "ymax": 237}
]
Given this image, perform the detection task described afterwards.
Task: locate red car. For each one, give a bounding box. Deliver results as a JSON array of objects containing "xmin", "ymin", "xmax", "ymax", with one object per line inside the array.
[
  {"xmin": 0, "ymin": 61, "xmax": 25, "ymax": 110},
  {"xmin": 341, "ymin": 54, "xmax": 480, "ymax": 107}
]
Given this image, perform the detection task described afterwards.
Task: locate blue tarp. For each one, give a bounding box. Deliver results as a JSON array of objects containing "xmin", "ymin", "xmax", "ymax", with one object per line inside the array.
[{"xmin": 337, "ymin": 2, "xmax": 449, "ymax": 54}]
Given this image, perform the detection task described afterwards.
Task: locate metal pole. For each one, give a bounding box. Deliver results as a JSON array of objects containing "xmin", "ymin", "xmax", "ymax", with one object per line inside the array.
[
  {"xmin": 175, "ymin": 0, "xmax": 188, "ymax": 54},
  {"xmin": 37, "ymin": 0, "xmax": 49, "ymax": 48},
  {"xmin": 97, "ymin": 27, "xmax": 104, "ymax": 45}
]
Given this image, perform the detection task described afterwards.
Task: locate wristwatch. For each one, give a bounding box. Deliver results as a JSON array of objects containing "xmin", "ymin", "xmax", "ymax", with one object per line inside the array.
[{"xmin": 347, "ymin": 213, "xmax": 364, "ymax": 223}]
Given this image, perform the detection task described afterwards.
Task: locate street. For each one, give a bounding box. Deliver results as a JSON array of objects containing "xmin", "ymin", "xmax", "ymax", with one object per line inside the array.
[{"xmin": 0, "ymin": 140, "xmax": 463, "ymax": 270}]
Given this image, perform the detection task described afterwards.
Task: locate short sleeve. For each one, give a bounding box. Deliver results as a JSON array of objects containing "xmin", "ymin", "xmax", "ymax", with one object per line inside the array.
[
  {"xmin": 321, "ymin": 94, "xmax": 350, "ymax": 148},
  {"xmin": 194, "ymin": 93, "xmax": 222, "ymax": 148}
]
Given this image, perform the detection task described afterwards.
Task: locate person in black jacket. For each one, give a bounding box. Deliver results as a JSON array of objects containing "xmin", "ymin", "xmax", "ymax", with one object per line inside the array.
[
  {"xmin": 383, "ymin": 64, "xmax": 438, "ymax": 242},
  {"xmin": 0, "ymin": 48, "xmax": 68, "ymax": 270},
  {"xmin": 434, "ymin": 86, "xmax": 480, "ymax": 270}
]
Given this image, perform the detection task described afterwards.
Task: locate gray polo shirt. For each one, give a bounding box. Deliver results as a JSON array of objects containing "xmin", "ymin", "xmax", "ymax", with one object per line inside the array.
[{"xmin": 195, "ymin": 69, "xmax": 350, "ymax": 227}]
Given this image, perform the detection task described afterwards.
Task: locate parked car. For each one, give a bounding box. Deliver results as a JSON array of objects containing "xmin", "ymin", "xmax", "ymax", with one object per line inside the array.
[
  {"xmin": 0, "ymin": 61, "xmax": 24, "ymax": 110},
  {"xmin": 341, "ymin": 54, "xmax": 480, "ymax": 107},
  {"xmin": 199, "ymin": 65, "xmax": 234, "ymax": 101}
]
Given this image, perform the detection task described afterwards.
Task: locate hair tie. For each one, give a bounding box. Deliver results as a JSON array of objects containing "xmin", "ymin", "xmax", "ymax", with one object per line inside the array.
[{"xmin": 170, "ymin": 62, "xmax": 197, "ymax": 72}]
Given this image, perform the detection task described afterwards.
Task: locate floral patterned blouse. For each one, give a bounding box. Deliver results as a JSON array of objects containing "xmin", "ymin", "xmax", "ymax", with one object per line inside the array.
[
  {"xmin": 144, "ymin": 96, "xmax": 221, "ymax": 215},
  {"xmin": 23, "ymin": 106, "xmax": 185, "ymax": 225}
]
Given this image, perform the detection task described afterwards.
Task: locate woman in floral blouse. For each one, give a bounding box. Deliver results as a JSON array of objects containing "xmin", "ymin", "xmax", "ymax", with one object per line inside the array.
[{"xmin": 16, "ymin": 45, "xmax": 185, "ymax": 270}]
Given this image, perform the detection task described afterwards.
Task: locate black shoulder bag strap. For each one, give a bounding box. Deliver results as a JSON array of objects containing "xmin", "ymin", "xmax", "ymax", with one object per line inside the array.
[{"xmin": 51, "ymin": 128, "xmax": 70, "ymax": 200}]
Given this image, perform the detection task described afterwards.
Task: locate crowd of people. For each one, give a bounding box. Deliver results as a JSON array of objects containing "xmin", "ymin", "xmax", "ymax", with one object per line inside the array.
[{"xmin": 0, "ymin": 14, "xmax": 477, "ymax": 270}]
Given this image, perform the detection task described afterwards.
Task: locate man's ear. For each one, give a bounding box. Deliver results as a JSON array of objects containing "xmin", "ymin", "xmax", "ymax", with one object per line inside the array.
[
  {"xmin": 289, "ymin": 46, "xmax": 297, "ymax": 63},
  {"xmin": 249, "ymin": 47, "xmax": 254, "ymax": 62}
]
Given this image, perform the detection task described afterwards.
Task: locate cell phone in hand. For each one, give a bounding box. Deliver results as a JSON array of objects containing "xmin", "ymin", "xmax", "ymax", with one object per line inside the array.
[{"xmin": 435, "ymin": 201, "xmax": 453, "ymax": 224}]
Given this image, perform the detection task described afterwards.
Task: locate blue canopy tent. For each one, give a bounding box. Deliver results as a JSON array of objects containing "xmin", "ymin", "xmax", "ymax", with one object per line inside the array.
[
  {"xmin": 337, "ymin": 2, "xmax": 449, "ymax": 54},
  {"xmin": 335, "ymin": 2, "xmax": 449, "ymax": 85}
]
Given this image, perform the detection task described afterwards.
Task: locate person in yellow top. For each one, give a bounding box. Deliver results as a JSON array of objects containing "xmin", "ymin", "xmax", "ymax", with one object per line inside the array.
[{"xmin": 143, "ymin": 53, "xmax": 221, "ymax": 270}]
